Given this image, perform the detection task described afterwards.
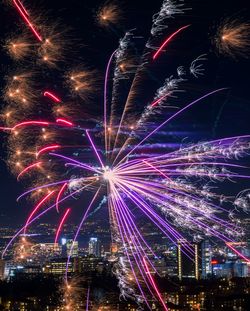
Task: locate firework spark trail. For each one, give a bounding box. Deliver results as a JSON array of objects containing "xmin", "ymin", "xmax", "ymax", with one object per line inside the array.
[
  {"xmin": 111, "ymin": 88, "xmax": 227, "ymax": 166},
  {"xmin": 226, "ymin": 243, "xmax": 250, "ymax": 263},
  {"xmin": 153, "ymin": 24, "xmax": 190, "ymax": 60},
  {"xmin": 115, "ymin": 88, "xmax": 227, "ymax": 166},
  {"xmin": 111, "ymin": 183, "xmax": 158, "ymax": 272},
  {"xmin": 86, "ymin": 286, "xmax": 90, "ymax": 311},
  {"xmin": 143, "ymin": 257, "xmax": 168, "ymax": 311},
  {"xmin": 24, "ymin": 191, "xmax": 56, "ymax": 234},
  {"xmin": 112, "ymin": 1, "xmax": 189, "ymax": 156},
  {"xmin": 118, "ymin": 173, "xmax": 238, "ymax": 242},
  {"xmin": 54, "ymin": 208, "xmax": 71, "ymax": 244},
  {"xmin": 104, "ymin": 50, "xmax": 117, "ymax": 155},
  {"xmin": 49, "ymin": 153, "xmax": 102, "ymax": 174},
  {"xmin": 12, "ymin": 121, "xmax": 50, "ymax": 130},
  {"xmin": 44, "ymin": 91, "xmax": 61, "ymax": 102},
  {"xmin": 37, "ymin": 145, "xmax": 61, "ymax": 157},
  {"xmin": 215, "ymin": 19, "xmax": 250, "ymax": 58},
  {"xmin": 118, "ymin": 177, "xmax": 237, "ymax": 241},
  {"xmin": 85, "ymin": 130, "xmax": 105, "ymax": 169},
  {"xmin": 17, "ymin": 161, "xmax": 42, "ymax": 180},
  {"xmin": 56, "ymin": 118, "xmax": 73, "ymax": 126},
  {"xmin": 116, "ymin": 181, "xmax": 195, "ymax": 259},
  {"xmin": 112, "ymin": 188, "xmax": 158, "ymax": 298},
  {"xmin": 17, "ymin": 180, "xmax": 71, "ymax": 201},
  {"xmin": 13, "ymin": 0, "xmax": 42, "ymax": 41},
  {"xmin": 65, "ymin": 187, "xmax": 101, "ymax": 280},
  {"xmin": 151, "ymin": 91, "xmax": 172, "ymax": 107},
  {"xmin": 56, "ymin": 183, "xmax": 68, "ymax": 213},
  {"xmin": 109, "ymin": 188, "xmax": 153, "ymax": 309},
  {"xmin": 2, "ymin": 184, "xmax": 95, "ymax": 258},
  {"xmin": 15, "ymin": 0, "xmax": 29, "ymax": 16}
]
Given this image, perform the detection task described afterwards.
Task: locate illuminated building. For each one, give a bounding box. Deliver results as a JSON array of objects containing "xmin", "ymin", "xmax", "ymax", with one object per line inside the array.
[
  {"xmin": 177, "ymin": 240, "xmax": 202, "ymax": 280},
  {"xmin": 89, "ymin": 237, "xmax": 101, "ymax": 257},
  {"xmin": 61, "ymin": 238, "xmax": 78, "ymax": 258},
  {"xmin": 167, "ymin": 291, "xmax": 205, "ymax": 311},
  {"xmin": 201, "ymin": 240, "xmax": 212, "ymax": 279},
  {"xmin": 30, "ymin": 242, "xmax": 62, "ymax": 260},
  {"xmin": 44, "ymin": 258, "xmax": 74, "ymax": 275},
  {"xmin": 74, "ymin": 256, "xmax": 110, "ymax": 274},
  {"xmin": 213, "ymin": 260, "xmax": 249, "ymax": 278}
]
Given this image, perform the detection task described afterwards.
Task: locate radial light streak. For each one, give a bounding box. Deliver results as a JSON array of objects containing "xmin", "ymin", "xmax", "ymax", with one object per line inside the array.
[
  {"xmin": 143, "ymin": 257, "xmax": 168, "ymax": 311},
  {"xmin": 226, "ymin": 242, "xmax": 250, "ymax": 263},
  {"xmin": 104, "ymin": 50, "xmax": 117, "ymax": 154},
  {"xmin": 49, "ymin": 153, "xmax": 102, "ymax": 174},
  {"xmin": 153, "ymin": 25, "xmax": 190, "ymax": 60},
  {"xmin": 118, "ymin": 88, "xmax": 227, "ymax": 165},
  {"xmin": 85, "ymin": 130, "xmax": 105, "ymax": 169}
]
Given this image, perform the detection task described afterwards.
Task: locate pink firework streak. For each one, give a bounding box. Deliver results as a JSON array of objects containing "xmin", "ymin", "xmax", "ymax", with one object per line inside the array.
[
  {"xmin": 56, "ymin": 183, "xmax": 68, "ymax": 213},
  {"xmin": 13, "ymin": 0, "xmax": 42, "ymax": 41},
  {"xmin": 151, "ymin": 92, "xmax": 172, "ymax": 107},
  {"xmin": 56, "ymin": 118, "xmax": 74, "ymax": 126},
  {"xmin": 143, "ymin": 258, "xmax": 168, "ymax": 311},
  {"xmin": 226, "ymin": 243, "xmax": 250, "ymax": 263},
  {"xmin": 17, "ymin": 162, "xmax": 42, "ymax": 180},
  {"xmin": 44, "ymin": 91, "xmax": 61, "ymax": 103},
  {"xmin": 37, "ymin": 145, "xmax": 61, "ymax": 157},
  {"xmin": 12, "ymin": 121, "xmax": 50, "ymax": 130},
  {"xmin": 24, "ymin": 191, "xmax": 55, "ymax": 234},
  {"xmin": 153, "ymin": 25, "xmax": 190, "ymax": 60},
  {"xmin": 54, "ymin": 208, "xmax": 71, "ymax": 243}
]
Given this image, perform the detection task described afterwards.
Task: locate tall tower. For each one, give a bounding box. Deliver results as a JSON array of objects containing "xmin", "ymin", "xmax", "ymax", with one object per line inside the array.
[
  {"xmin": 201, "ymin": 240, "xmax": 212, "ymax": 279},
  {"xmin": 177, "ymin": 240, "xmax": 202, "ymax": 280}
]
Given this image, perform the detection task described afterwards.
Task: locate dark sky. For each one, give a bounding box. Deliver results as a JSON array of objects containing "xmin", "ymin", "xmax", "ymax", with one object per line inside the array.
[{"xmin": 0, "ymin": 0, "xmax": 249, "ymax": 226}]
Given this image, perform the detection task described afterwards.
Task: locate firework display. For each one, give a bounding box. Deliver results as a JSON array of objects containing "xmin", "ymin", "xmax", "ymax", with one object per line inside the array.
[
  {"xmin": 214, "ymin": 18, "xmax": 250, "ymax": 58},
  {"xmin": 1, "ymin": 0, "xmax": 250, "ymax": 309}
]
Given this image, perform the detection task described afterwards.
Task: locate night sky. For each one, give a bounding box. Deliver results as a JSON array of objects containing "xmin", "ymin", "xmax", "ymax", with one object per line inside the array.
[{"xmin": 0, "ymin": 0, "xmax": 249, "ymax": 226}]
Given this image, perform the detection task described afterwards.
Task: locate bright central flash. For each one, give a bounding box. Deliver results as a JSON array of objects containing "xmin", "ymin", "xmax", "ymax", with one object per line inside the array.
[{"xmin": 103, "ymin": 167, "xmax": 115, "ymax": 182}]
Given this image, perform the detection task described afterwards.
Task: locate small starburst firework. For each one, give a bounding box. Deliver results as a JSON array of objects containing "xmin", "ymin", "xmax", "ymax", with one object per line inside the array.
[
  {"xmin": 97, "ymin": 1, "xmax": 122, "ymax": 27},
  {"xmin": 215, "ymin": 18, "xmax": 250, "ymax": 58}
]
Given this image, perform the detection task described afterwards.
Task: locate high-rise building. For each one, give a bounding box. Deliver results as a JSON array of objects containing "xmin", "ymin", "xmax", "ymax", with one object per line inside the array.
[
  {"xmin": 165, "ymin": 246, "xmax": 178, "ymax": 277},
  {"xmin": 177, "ymin": 240, "xmax": 202, "ymax": 280},
  {"xmin": 61, "ymin": 238, "xmax": 79, "ymax": 257},
  {"xmin": 201, "ymin": 240, "xmax": 212, "ymax": 279},
  {"xmin": 88, "ymin": 237, "xmax": 101, "ymax": 257}
]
